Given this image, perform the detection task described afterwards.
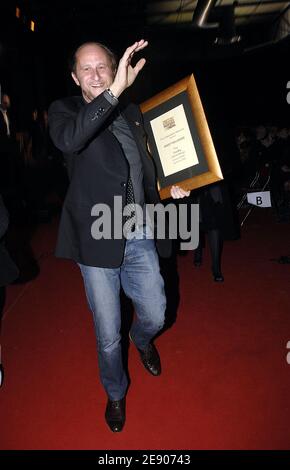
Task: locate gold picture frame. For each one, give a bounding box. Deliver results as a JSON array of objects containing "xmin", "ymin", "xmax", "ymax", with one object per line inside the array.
[{"xmin": 141, "ymin": 74, "xmax": 223, "ymax": 200}]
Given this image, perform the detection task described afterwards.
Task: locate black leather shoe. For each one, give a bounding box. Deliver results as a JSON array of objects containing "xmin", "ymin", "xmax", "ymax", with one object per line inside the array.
[
  {"xmin": 129, "ymin": 333, "xmax": 161, "ymax": 376},
  {"xmin": 213, "ymin": 271, "xmax": 224, "ymax": 282},
  {"xmin": 105, "ymin": 398, "xmax": 126, "ymax": 432},
  {"xmin": 138, "ymin": 343, "xmax": 161, "ymax": 376}
]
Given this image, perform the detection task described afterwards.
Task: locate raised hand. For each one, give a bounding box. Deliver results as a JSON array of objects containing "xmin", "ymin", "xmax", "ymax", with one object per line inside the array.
[{"xmin": 110, "ymin": 40, "xmax": 148, "ymax": 98}]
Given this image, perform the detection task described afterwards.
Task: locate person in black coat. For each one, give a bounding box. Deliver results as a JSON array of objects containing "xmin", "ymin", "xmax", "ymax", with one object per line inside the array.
[
  {"xmin": 189, "ymin": 76, "xmax": 241, "ymax": 282},
  {"xmin": 191, "ymin": 181, "xmax": 238, "ymax": 282},
  {"xmin": 48, "ymin": 40, "xmax": 189, "ymax": 432},
  {"xmin": 0, "ymin": 94, "xmax": 19, "ymax": 182},
  {"xmin": 0, "ymin": 194, "xmax": 19, "ymax": 386}
]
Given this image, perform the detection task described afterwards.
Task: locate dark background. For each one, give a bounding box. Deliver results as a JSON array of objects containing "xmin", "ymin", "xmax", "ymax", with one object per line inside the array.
[{"xmin": 0, "ymin": 1, "xmax": 289, "ymax": 135}]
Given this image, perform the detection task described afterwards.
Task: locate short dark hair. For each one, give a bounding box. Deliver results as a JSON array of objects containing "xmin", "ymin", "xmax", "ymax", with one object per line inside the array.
[{"xmin": 70, "ymin": 42, "xmax": 117, "ymax": 75}]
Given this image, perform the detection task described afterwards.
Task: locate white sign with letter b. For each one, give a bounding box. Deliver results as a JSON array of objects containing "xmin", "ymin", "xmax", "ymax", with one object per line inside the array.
[{"xmin": 247, "ymin": 191, "xmax": 271, "ymax": 208}]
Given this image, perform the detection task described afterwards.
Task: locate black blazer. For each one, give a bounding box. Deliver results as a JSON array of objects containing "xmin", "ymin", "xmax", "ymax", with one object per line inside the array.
[
  {"xmin": 0, "ymin": 109, "xmax": 15, "ymax": 140},
  {"xmin": 0, "ymin": 110, "xmax": 18, "ymax": 155},
  {"xmin": 0, "ymin": 111, "xmax": 10, "ymax": 152},
  {"xmin": 48, "ymin": 93, "xmax": 171, "ymax": 267},
  {"xmin": 0, "ymin": 195, "xmax": 19, "ymax": 286},
  {"xmin": 0, "ymin": 111, "xmax": 7, "ymax": 137}
]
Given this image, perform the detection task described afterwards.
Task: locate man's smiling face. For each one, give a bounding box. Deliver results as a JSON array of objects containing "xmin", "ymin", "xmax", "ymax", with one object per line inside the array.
[{"xmin": 72, "ymin": 44, "xmax": 115, "ymax": 103}]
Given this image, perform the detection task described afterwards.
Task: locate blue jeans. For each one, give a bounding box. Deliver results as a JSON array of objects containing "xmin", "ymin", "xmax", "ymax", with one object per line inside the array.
[{"xmin": 78, "ymin": 228, "xmax": 166, "ymax": 400}]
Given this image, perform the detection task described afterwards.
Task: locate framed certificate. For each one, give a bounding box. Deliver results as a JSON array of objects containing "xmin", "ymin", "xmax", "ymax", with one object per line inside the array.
[{"xmin": 140, "ymin": 74, "xmax": 223, "ymax": 199}]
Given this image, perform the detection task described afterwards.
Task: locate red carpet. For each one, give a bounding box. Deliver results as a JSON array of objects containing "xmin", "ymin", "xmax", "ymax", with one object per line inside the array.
[{"xmin": 0, "ymin": 208, "xmax": 290, "ymax": 449}]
